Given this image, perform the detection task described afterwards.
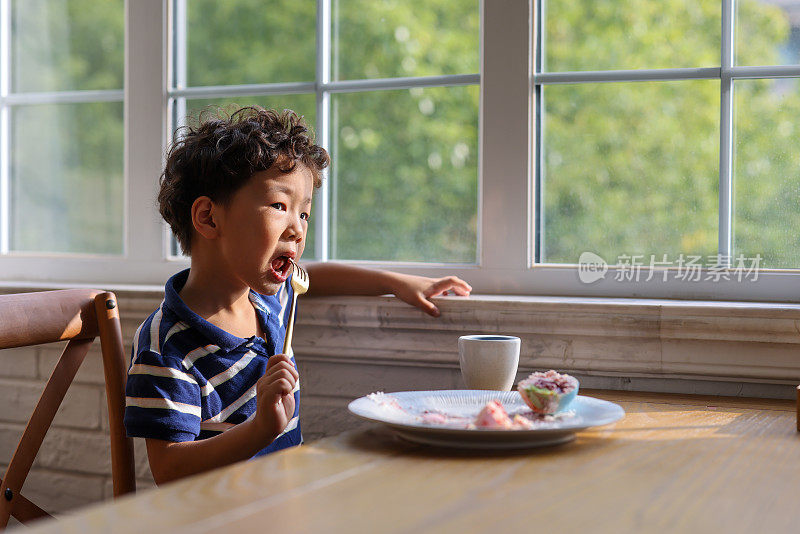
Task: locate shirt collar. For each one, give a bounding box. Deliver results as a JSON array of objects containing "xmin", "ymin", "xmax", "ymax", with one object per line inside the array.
[{"xmin": 163, "ymin": 269, "xmax": 271, "ymax": 353}]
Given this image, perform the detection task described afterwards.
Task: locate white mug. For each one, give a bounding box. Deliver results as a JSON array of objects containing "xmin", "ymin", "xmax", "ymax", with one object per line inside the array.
[{"xmin": 458, "ymin": 335, "xmax": 521, "ymax": 391}]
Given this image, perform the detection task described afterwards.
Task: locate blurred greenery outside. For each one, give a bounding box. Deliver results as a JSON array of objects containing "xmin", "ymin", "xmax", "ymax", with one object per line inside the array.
[
  {"xmin": 10, "ymin": 0, "xmax": 124, "ymax": 254},
  {"xmin": 543, "ymin": 0, "xmax": 800, "ymax": 268},
  {"xmin": 6, "ymin": 0, "xmax": 800, "ymax": 269}
]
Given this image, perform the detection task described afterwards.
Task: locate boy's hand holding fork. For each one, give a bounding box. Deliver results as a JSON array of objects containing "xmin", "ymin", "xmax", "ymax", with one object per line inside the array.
[{"xmin": 253, "ymin": 353, "xmax": 299, "ymax": 442}]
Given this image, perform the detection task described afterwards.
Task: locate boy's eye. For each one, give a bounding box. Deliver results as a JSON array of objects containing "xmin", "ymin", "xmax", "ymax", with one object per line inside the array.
[
  {"xmin": 271, "ymin": 203, "xmax": 286, "ymax": 211},
  {"xmin": 300, "ymin": 212, "xmax": 310, "ymax": 221}
]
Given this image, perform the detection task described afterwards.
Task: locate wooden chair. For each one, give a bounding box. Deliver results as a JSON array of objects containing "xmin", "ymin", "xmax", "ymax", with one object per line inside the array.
[{"xmin": 0, "ymin": 290, "xmax": 136, "ymax": 529}]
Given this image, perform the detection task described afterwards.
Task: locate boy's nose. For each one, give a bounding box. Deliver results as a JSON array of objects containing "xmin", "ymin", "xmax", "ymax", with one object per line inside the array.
[{"xmin": 285, "ymin": 218, "xmax": 304, "ymax": 242}]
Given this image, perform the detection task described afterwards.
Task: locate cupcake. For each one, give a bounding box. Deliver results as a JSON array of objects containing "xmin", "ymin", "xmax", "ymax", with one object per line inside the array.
[{"xmin": 517, "ymin": 370, "xmax": 579, "ymax": 414}]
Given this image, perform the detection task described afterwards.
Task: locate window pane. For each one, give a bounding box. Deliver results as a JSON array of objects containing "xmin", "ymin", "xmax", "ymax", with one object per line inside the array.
[
  {"xmin": 331, "ymin": 86, "xmax": 478, "ymax": 262},
  {"xmin": 10, "ymin": 102, "xmax": 124, "ymax": 254},
  {"xmin": 333, "ymin": 0, "xmax": 479, "ymax": 80},
  {"xmin": 733, "ymin": 79, "xmax": 800, "ymax": 268},
  {"xmin": 736, "ymin": 0, "xmax": 800, "ymax": 66},
  {"xmin": 542, "ymin": 0, "xmax": 720, "ymax": 72},
  {"xmin": 542, "ymin": 81, "xmax": 719, "ymax": 264},
  {"xmin": 175, "ymin": 95, "xmax": 320, "ymax": 259},
  {"xmin": 185, "ymin": 0, "xmax": 316, "ymax": 87},
  {"xmin": 11, "ymin": 0, "xmax": 124, "ymax": 92}
]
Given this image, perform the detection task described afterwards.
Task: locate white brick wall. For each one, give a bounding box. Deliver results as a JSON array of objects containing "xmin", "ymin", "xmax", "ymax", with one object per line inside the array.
[{"xmin": 0, "ymin": 348, "xmax": 37, "ymax": 379}]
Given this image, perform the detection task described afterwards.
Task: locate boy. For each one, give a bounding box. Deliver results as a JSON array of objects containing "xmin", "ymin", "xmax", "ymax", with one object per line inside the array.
[{"xmin": 124, "ymin": 107, "xmax": 471, "ymax": 484}]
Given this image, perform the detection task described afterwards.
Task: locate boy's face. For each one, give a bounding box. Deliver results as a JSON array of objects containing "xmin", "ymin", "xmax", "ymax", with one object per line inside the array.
[{"xmin": 215, "ymin": 162, "xmax": 314, "ymax": 296}]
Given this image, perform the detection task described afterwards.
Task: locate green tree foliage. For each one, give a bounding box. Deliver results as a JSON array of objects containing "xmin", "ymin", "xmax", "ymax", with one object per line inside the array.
[
  {"xmin": 331, "ymin": 86, "xmax": 478, "ymax": 262},
  {"xmin": 331, "ymin": 0, "xmax": 478, "ymax": 80},
  {"xmin": 186, "ymin": 0, "xmax": 316, "ymax": 86},
  {"xmin": 733, "ymin": 0, "xmax": 800, "ymax": 268},
  {"xmin": 329, "ymin": 0, "xmax": 479, "ymax": 262},
  {"xmin": 544, "ymin": 79, "xmax": 720, "ymax": 263},
  {"xmin": 543, "ymin": 0, "xmax": 800, "ymax": 268},
  {"xmin": 12, "ymin": 0, "xmax": 123, "ymax": 92},
  {"xmin": 10, "ymin": 0, "xmax": 123, "ymax": 254}
]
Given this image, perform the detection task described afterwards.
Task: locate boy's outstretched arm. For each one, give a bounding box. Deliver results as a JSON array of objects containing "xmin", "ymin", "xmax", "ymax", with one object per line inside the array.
[
  {"xmin": 144, "ymin": 354, "xmax": 298, "ymax": 485},
  {"xmin": 304, "ymin": 262, "xmax": 471, "ymax": 317}
]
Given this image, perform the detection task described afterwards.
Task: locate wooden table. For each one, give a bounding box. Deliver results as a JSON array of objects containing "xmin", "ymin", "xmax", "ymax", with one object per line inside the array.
[{"xmin": 29, "ymin": 391, "xmax": 800, "ymax": 533}]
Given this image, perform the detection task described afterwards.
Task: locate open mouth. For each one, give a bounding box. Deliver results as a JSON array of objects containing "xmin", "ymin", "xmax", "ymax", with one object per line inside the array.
[{"xmin": 269, "ymin": 254, "xmax": 294, "ymax": 280}]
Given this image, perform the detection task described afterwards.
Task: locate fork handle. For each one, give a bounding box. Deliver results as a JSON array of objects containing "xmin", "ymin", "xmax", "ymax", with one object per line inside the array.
[{"xmin": 282, "ymin": 293, "xmax": 299, "ymax": 355}]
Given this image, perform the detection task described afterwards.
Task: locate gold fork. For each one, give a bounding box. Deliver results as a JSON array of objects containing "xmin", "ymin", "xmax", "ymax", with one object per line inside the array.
[{"xmin": 282, "ymin": 258, "xmax": 309, "ymax": 355}]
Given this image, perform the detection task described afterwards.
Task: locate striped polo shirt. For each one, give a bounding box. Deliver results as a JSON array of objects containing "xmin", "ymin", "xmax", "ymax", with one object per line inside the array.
[{"xmin": 124, "ymin": 269, "xmax": 301, "ymax": 456}]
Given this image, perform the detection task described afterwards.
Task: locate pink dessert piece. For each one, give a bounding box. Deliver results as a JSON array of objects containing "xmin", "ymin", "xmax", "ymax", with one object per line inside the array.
[
  {"xmin": 474, "ymin": 400, "xmax": 514, "ymax": 429},
  {"xmin": 511, "ymin": 414, "xmax": 535, "ymax": 429}
]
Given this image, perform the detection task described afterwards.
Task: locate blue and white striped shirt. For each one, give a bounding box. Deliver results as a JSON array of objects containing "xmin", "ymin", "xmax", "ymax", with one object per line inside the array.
[{"xmin": 124, "ymin": 269, "xmax": 301, "ymax": 456}]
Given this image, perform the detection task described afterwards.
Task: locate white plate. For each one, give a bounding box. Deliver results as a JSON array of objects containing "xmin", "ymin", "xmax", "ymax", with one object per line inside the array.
[{"xmin": 348, "ymin": 390, "xmax": 625, "ymax": 450}]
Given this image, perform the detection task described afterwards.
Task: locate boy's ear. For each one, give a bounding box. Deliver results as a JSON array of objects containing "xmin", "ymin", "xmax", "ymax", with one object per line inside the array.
[{"xmin": 191, "ymin": 196, "xmax": 220, "ymax": 239}]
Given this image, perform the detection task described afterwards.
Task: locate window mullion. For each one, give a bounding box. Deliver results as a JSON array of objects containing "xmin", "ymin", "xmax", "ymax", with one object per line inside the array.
[
  {"xmin": 481, "ymin": 0, "xmax": 531, "ymax": 271},
  {"xmin": 719, "ymin": 0, "xmax": 734, "ymax": 265},
  {"xmin": 536, "ymin": 67, "xmax": 720, "ymax": 84},
  {"xmin": 316, "ymin": 0, "xmax": 331, "ymax": 261},
  {"xmin": 534, "ymin": 0, "xmax": 544, "ymax": 262},
  {"xmin": 0, "ymin": 0, "xmax": 10, "ymax": 254},
  {"xmin": 172, "ymin": 0, "xmax": 187, "ymax": 139},
  {"xmin": 322, "ymin": 74, "xmax": 478, "ymax": 93},
  {"xmin": 173, "ymin": 0, "xmax": 186, "ymax": 91},
  {"xmin": 126, "ymin": 0, "xmax": 168, "ymax": 262}
]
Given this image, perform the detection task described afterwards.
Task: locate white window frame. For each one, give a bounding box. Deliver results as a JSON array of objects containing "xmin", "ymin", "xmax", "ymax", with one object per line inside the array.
[
  {"xmin": 0, "ymin": 0, "xmax": 167, "ymax": 290},
  {"xmin": 1, "ymin": 0, "xmax": 800, "ymax": 303}
]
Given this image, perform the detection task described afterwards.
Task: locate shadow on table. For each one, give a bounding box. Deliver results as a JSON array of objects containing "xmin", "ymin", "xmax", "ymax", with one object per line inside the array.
[{"xmin": 328, "ymin": 426, "xmax": 591, "ymax": 459}]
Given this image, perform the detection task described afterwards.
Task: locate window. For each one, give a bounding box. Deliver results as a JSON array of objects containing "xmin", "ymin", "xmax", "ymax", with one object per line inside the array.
[
  {"xmin": 168, "ymin": 0, "xmax": 480, "ymax": 264},
  {"xmin": 3, "ymin": 1, "xmax": 800, "ymax": 303},
  {"xmin": 0, "ymin": 0, "xmax": 124, "ymax": 256},
  {"xmin": 532, "ymin": 0, "xmax": 800, "ymax": 299}
]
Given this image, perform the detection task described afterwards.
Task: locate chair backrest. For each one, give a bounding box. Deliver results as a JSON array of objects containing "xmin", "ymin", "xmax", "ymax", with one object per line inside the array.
[{"xmin": 0, "ymin": 290, "xmax": 136, "ymax": 529}]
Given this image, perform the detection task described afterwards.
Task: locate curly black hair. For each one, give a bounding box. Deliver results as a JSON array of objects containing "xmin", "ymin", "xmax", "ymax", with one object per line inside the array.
[{"xmin": 158, "ymin": 106, "xmax": 329, "ymax": 254}]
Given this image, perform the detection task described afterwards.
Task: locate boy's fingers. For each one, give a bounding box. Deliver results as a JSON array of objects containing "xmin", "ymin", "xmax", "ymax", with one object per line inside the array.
[
  {"xmin": 281, "ymin": 393, "xmax": 296, "ymax": 418},
  {"xmin": 450, "ymin": 278, "xmax": 472, "ymax": 295},
  {"xmin": 417, "ymin": 296, "xmax": 440, "ymax": 317},
  {"xmin": 267, "ymin": 353, "xmax": 293, "ymax": 368},
  {"xmin": 266, "ymin": 378, "xmax": 295, "ymax": 402},
  {"xmin": 423, "ymin": 279, "xmax": 451, "ymax": 297},
  {"xmin": 277, "ymin": 377, "xmax": 294, "ymax": 395},
  {"xmin": 266, "ymin": 354, "xmax": 299, "ymax": 378},
  {"xmin": 265, "ymin": 360, "xmax": 299, "ymax": 380},
  {"xmin": 263, "ymin": 370, "xmax": 298, "ymax": 392},
  {"xmin": 447, "ymin": 277, "xmax": 472, "ymax": 295},
  {"xmin": 268, "ymin": 369, "xmax": 297, "ymax": 386},
  {"xmin": 424, "ymin": 277, "xmax": 472, "ymax": 298}
]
